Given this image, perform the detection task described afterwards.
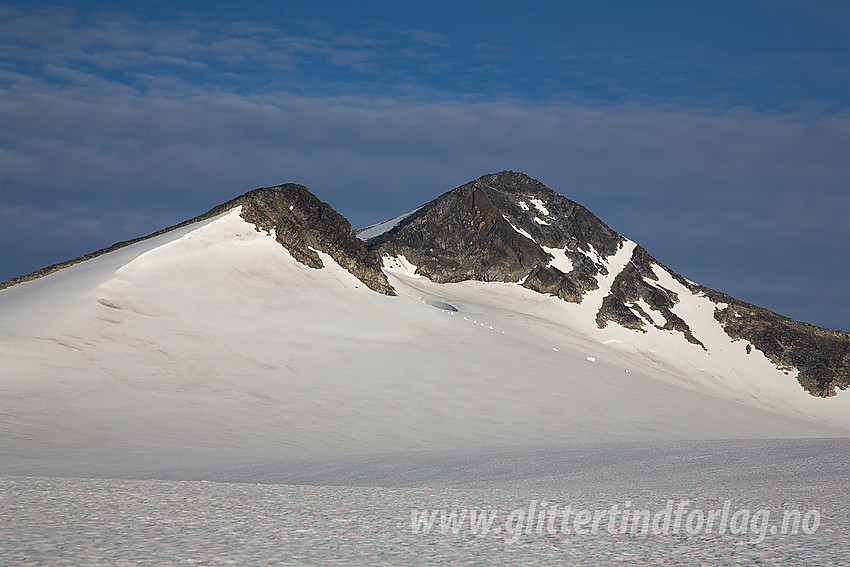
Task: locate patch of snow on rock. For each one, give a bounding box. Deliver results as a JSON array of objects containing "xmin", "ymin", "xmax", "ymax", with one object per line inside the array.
[
  {"xmin": 502, "ymin": 215, "xmax": 535, "ymax": 241},
  {"xmin": 542, "ymin": 246, "xmax": 573, "ymax": 274},
  {"xmin": 529, "ymin": 198, "xmax": 550, "ymax": 216},
  {"xmin": 382, "ymin": 255, "xmax": 420, "ymax": 277}
]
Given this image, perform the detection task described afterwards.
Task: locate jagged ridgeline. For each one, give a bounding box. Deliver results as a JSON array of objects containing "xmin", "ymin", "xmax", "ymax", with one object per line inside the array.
[{"xmin": 365, "ymin": 171, "xmax": 850, "ymax": 397}]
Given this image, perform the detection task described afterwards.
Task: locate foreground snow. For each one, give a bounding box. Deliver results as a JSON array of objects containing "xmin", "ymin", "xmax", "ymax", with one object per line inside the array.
[{"xmin": 2, "ymin": 439, "xmax": 849, "ymax": 566}]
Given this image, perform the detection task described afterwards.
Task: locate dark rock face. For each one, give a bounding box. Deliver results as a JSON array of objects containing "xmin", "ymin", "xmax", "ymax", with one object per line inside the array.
[
  {"xmin": 367, "ymin": 171, "xmax": 850, "ymax": 397},
  {"xmin": 238, "ymin": 184, "xmax": 395, "ymax": 296},
  {"xmin": 367, "ymin": 171, "xmax": 623, "ymax": 291},
  {"xmin": 0, "ymin": 183, "xmax": 395, "ymax": 297}
]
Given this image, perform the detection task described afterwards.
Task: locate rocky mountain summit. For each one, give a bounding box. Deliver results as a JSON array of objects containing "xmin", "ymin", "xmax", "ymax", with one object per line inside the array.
[{"xmin": 365, "ymin": 171, "xmax": 850, "ymax": 397}]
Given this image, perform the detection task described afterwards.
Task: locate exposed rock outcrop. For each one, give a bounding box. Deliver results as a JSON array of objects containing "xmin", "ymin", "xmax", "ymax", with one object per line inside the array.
[
  {"xmin": 706, "ymin": 288, "xmax": 850, "ymax": 397},
  {"xmin": 238, "ymin": 184, "xmax": 395, "ymax": 295}
]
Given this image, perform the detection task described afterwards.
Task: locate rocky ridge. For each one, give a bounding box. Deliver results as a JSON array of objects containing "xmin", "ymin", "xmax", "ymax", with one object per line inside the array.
[
  {"xmin": 1, "ymin": 184, "xmax": 395, "ymax": 296},
  {"xmin": 238, "ymin": 184, "xmax": 394, "ymax": 295},
  {"xmin": 366, "ymin": 171, "xmax": 850, "ymax": 397}
]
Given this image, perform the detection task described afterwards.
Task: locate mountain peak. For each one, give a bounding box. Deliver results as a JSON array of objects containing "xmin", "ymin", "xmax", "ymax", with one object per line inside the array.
[
  {"xmin": 366, "ymin": 171, "xmax": 623, "ymax": 290},
  {"xmin": 469, "ymin": 170, "xmax": 551, "ymax": 194},
  {"xmin": 366, "ymin": 171, "xmax": 850, "ymax": 397}
]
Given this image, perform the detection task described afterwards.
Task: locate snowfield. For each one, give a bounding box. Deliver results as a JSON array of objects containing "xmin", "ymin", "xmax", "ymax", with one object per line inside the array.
[
  {"xmin": 1, "ymin": 207, "xmax": 848, "ymax": 565},
  {"xmin": 2, "ymin": 440, "xmax": 849, "ymax": 566},
  {"xmin": 2, "ymin": 207, "xmax": 848, "ymax": 468}
]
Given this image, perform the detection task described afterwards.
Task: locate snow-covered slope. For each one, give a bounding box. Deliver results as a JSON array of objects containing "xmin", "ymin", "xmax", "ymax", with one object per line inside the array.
[
  {"xmin": 384, "ymin": 253, "xmax": 850, "ymax": 432},
  {"xmin": 1, "ymin": 201, "xmax": 848, "ymax": 473},
  {"xmin": 355, "ymin": 207, "xmax": 421, "ymax": 240},
  {"xmin": 368, "ymin": 172, "xmax": 850, "ymax": 398}
]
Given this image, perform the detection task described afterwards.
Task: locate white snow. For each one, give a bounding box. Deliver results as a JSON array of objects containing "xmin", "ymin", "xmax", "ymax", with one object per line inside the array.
[
  {"xmin": 633, "ymin": 298, "xmax": 664, "ymax": 326},
  {"xmin": 382, "ymin": 254, "xmax": 420, "ymax": 276},
  {"xmin": 3, "ymin": 439, "xmax": 849, "ymax": 565},
  {"xmin": 529, "ymin": 197, "xmax": 550, "ymax": 216},
  {"xmin": 0, "ymin": 208, "xmax": 848, "ymax": 477},
  {"xmin": 502, "ymin": 215, "xmax": 535, "ymax": 241},
  {"xmin": 356, "ymin": 207, "xmax": 421, "ymax": 240},
  {"xmin": 518, "ymin": 200, "xmax": 529, "ymax": 211},
  {"xmin": 542, "ymin": 246, "xmax": 574, "ymax": 274},
  {"xmin": 638, "ymin": 263, "xmax": 843, "ymax": 421},
  {"xmin": 573, "ymin": 239, "xmax": 638, "ymax": 317},
  {"xmin": 581, "ymin": 242, "xmax": 605, "ymax": 264},
  {"xmin": 533, "ymin": 216, "xmax": 550, "ymax": 225}
]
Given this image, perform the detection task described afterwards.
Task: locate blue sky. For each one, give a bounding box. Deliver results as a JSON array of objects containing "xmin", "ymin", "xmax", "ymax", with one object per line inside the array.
[{"xmin": 1, "ymin": 1, "xmax": 849, "ymax": 329}]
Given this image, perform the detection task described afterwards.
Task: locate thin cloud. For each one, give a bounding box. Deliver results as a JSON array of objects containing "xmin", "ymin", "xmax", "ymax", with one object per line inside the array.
[{"xmin": 401, "ymin": 29, "xmax": 451, "ymax": 49}]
